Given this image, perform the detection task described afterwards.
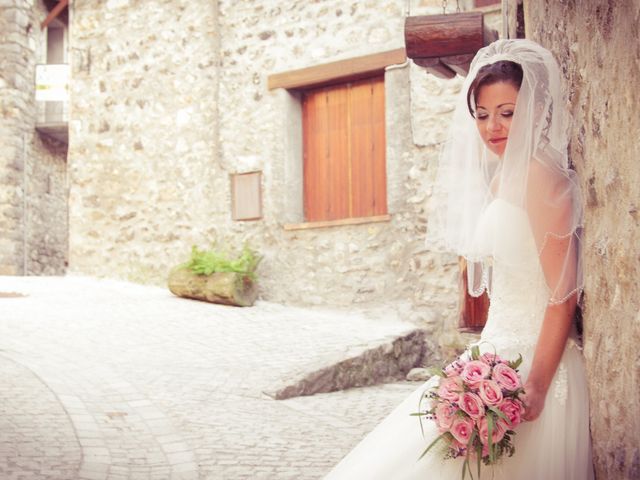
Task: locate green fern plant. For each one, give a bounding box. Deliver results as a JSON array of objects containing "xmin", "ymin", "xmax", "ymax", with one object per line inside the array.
[{"xmin": 182, "ymin": 244, "xmax": 262, "ymax": 280}]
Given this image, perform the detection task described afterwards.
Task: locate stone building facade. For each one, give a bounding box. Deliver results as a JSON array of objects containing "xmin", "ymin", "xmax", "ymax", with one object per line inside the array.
[
  {"xmin": 525, "ymin": 2, "xmax": 640, "ymax": 479},
  {"xmin": 64, "ymin": 0, "xmax": 501, "ymax": 352},
  {"xmin": 0, "ymin": 0, "xmax": 68, "ymax": 275}
]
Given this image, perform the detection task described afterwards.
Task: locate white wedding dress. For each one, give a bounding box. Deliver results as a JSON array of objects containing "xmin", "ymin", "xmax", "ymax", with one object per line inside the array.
[{"xmin": 325, "ymin": 199, "xmax": 594, "ymax": 480}]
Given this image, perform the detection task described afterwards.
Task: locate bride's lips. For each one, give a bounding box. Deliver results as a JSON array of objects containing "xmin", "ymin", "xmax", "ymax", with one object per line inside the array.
[{"xmin": 489, "ymin": 137, "xmax": 507, "ymax": 144}]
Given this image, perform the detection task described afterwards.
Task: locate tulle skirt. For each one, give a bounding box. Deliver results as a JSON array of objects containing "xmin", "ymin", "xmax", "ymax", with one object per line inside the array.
[{"xmin": 324, "ymin": 342, "xmax": 594, "ymax": 480}]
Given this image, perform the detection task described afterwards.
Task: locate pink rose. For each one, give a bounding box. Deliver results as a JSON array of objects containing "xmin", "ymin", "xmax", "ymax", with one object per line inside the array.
[
  {"xmin": 492, "ymin": 363, "xmax": 521, "ymax": 391},
  {"xmin": 478, "ymin": 416, "xmax": 506, "ymax": 446},
  {"xmin": 461, "ymin": 360, "xmax": 491, "ymax": 388},
  {"xmin": 498, "ymin": 398, "xmax": 524, "ymax": 428},
  {"xmin": 478, "ymin": 380, "xmax": 504, "ymax": 407},
  {"xmin": 460, "ymin": 392, "xmax": 485, "ymax": 420},
  {"xmin": 450, "ymin": 416, "xmax": 475, "ymax": 445},
  {"xmin": 435, "ymin": 402, "xmax": 457, "ymax": 431},
  {"xmin": 480, "ymin": 352, "xmax": 504, "ymax": 366},
  {"xmin": 437, "ymin": 377, "xmax": 463, "ymax": 403}
]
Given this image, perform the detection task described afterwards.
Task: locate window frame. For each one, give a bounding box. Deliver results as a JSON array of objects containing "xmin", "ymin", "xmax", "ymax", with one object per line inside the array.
[{"xmin": 269, "ymin": 49, "xmax": 405, "ymax": 230}]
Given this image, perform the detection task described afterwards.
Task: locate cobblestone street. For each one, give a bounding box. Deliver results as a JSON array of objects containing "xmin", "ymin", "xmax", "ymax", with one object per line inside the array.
[{"xmin": 0, "ymin": 276, "xmax": 421, "ymax": 480}]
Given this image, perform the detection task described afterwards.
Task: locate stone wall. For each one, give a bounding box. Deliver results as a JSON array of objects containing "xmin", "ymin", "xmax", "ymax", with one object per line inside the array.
[
  {"xmin": 26, "ymin": 132, "xmax": 68, "ymax": 274},
  {"xmin": 526, "ymin": 1, "xmax": 640, "ymax": 478},
  {"xmin": 0, "ymin": 0, "xmax": 30, "ymax": 275},
  {"xmin": 0, "ymin": 0, "xmax": 68, "ymax": 275},
  {"xmin": 68, "ymin": 0, "xmax": 221, "ymax": 283}
]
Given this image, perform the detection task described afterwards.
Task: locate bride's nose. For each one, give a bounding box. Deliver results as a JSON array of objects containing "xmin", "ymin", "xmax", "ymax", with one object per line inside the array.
[{"xmin": 487, "ymin": 115, "xmax": 502, "ymax": 132}]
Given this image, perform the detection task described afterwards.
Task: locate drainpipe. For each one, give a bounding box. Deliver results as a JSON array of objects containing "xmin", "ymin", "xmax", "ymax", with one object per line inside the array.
[{"xmin": 385, "ymin": 59, "xmax": 410, "ymax": 72}]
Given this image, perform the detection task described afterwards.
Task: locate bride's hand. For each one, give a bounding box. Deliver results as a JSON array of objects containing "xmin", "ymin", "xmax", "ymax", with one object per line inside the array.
[{"xmin": 522, "ymin": 382, "xmax": 546, "ymax": 421}]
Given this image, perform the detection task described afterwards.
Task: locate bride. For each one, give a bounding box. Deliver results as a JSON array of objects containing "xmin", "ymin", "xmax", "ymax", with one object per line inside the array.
[{"xmin": 324, "ymin": 40, "xmax": 594, "ymax": 480}]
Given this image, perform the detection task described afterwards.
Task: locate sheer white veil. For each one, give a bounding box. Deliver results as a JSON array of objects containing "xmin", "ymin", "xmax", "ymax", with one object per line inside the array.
[{"xmin": 428, "ymin": 39, "xmax": 583, "ymax": 305}]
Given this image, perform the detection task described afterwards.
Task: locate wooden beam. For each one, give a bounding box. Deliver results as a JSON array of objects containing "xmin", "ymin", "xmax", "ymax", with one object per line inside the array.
[
  {"xmin": 41, "ymin": 0, "xmax": 69, "ymax": 30},
  {"xmin": 268, "ymin": 48, "xmax": 406, "ymax": 91},
  {"xmin": 405, "ymin": 12, "xmax": 484, "ymax": 59}
]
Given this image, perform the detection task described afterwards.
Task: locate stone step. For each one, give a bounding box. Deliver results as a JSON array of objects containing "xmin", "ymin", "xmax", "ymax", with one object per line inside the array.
[{"xmin": 265, "ymin": 329, "xmax": 427, "ymax": 400}]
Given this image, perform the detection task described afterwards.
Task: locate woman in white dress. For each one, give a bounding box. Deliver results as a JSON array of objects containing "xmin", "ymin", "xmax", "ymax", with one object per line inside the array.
[{"xmin": 324, "ymin": 39, "xmax": 594, "ymax": 480}]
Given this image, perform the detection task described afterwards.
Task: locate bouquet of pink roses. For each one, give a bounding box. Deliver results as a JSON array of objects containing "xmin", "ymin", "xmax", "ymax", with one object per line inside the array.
[{"xmin": 415, "ymin": 344, "xmax": 526, "ymax": 479}]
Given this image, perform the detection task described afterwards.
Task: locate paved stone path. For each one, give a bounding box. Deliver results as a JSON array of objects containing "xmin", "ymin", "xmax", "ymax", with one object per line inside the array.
[{"xmin": 0, "ymin": 276, "xmax": 422, "ymax": 480}]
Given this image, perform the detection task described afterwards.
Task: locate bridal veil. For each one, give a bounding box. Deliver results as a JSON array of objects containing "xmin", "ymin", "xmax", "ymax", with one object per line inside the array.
[{"xmin": 428, "ymin": 39, "xmax": 583, "ymax": 306}]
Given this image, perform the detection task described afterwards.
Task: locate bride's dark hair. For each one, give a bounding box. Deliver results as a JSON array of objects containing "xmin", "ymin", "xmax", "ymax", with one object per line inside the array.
[{"xmin": 466, "ymin": 60, "xmax": 524, "ymax": 117}]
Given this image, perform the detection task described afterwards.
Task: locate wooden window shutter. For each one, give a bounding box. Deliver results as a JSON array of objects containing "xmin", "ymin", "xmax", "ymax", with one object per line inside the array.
[{"xmin": 302, "ymin": 75, "xmax": 387, "ymax": 222}]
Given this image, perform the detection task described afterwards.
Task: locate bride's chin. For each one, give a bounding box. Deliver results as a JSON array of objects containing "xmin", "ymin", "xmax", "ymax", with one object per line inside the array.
[{"xmin": 485, "ymin": 147, "xmax": 504, "ymax": 157}]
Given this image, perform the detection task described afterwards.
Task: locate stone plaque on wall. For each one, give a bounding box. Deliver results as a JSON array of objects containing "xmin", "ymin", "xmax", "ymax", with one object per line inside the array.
[{"xmin": 231, "ymin": 171, "xmax": 262, "ymax": 221}]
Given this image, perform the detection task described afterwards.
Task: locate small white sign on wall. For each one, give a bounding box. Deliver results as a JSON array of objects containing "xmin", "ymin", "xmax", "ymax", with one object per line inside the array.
[{"xmin": 35, "ymin": 64, "xmax": 69, "ymax": 102}]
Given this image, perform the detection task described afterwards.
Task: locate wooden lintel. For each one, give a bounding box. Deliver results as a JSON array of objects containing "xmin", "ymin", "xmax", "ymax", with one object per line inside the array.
[
  {"xmin": 412, "ymin": 58, "xmax": 457, "ymax": 79},
  {"xmin": 268, "ymin": 48, "xmax": 406, "ymax": 91},
  {"xmin": 41, "ymin": 0, "xmax": 69, "ymax": 30},
  {"xmin": 405, "ymin": 12, "xmax": 484, "ymax": 59}
]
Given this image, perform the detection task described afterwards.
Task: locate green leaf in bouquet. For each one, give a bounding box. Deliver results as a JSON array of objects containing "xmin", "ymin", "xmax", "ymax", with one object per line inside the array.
[
  {"xmin": 462, "ymin": 452, "xmax": 475, "ymax": 480},
  {"xmin": 426, "ymin": 366, "xmax": 447, "ymax": 378},
  {"xmin": 471, "ymin": 345, "xmax": 481, "ymax": 361},
  {"xmin": 487, "ymin": 413, "xmax": 495, "ymax": 464},
  {"xmin": 508, "ymin": 354, "xmax": 523, "ymax": 370},
  {"xmin": 418, "ymin": 432, "xmax": 448, "ymax": 461},
  {"xmin": 454, "ymin": 409, "xmax": 469, "ymax": 418},
  {"xmin": 488, "ymin": 406, "xmax": 510, "ymax": 426},
  {"xmin": 416, "ymin": 390, "xmax": 434, "ymax": 437},
  {"xmin": 465, "ymin": 430, "xmax": 480, "ymax": 480}
]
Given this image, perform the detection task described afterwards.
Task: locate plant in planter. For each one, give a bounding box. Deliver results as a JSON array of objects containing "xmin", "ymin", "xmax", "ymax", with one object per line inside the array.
[{"xmin": 168, "ymin": 244, "xmax": 262, "ymax": 307}]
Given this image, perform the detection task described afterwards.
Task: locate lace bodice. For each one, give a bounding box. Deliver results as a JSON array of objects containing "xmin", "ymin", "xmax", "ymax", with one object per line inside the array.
[{"xmin": 476, "ymin": 200, "xmax": 550, "ymax": 351}]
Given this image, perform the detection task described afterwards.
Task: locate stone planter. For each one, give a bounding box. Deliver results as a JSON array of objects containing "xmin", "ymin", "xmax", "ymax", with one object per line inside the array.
[{"xmin": 168, "ymin": 267, "xmax": 258, "ymax": 307}]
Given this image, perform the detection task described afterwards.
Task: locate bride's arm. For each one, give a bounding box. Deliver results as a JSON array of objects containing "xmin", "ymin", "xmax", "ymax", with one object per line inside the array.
[
  {"xmin": 523, "ymin": 163, "xmax": 579, "ymax": 421},
  {"xmin": 523, "ymin": 293, "xmax": 576, "ymax": 420}
]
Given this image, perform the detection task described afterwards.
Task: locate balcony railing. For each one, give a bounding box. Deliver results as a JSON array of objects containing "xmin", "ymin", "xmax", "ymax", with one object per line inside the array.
[{"xmin": 35, "ymin": 63, "xmax": 69, "ymax": 144}]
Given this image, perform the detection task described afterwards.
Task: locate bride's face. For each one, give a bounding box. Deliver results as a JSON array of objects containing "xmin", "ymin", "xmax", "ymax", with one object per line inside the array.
[{"xmin": 474, "ymin": 81, "xmax": 519, "ymax": 157}]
